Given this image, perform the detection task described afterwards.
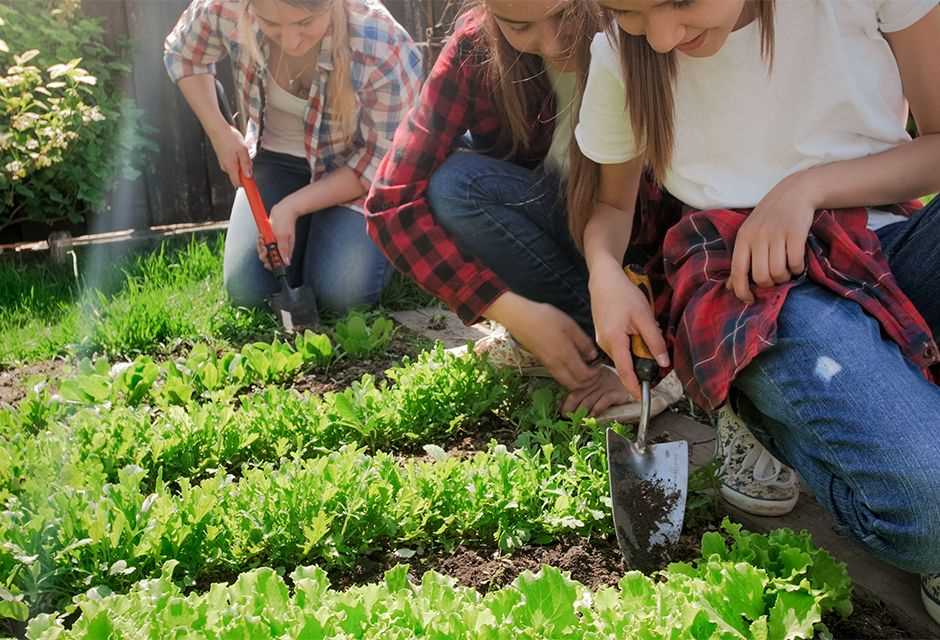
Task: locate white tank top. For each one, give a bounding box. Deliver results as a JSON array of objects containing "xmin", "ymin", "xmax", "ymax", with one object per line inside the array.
[{"xmin": 261, "ymin": 73, "xmax": 308, "ymax": 158}]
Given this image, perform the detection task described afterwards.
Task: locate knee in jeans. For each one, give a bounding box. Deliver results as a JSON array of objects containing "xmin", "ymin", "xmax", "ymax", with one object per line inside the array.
[
  {"xmin": 428, "ymin": 165, "xmax": 472, "ymax": 224},
  {"xmin": 317, "ymin": 287, "xmax": 380, "ymax": 317},
  {"xmin": 872, "ymin": 476, "xmax": 940, "ymax": 574},
  {"xmin": 900, "ymin": 480, "xmax": 940, "ymax": 573},
  {"xmin": 223, "ymin": 271, "xmax": 267, "ymax": 308}
]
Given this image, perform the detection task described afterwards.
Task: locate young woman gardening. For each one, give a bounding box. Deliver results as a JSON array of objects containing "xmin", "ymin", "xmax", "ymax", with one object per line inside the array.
[
  {"xmin": 165, "ymin": 0, "xmax": 422, "ymax": 317},
  {"xmin": 365, "ymin": 0, "xmax": 673, "ymax": 418},
  {"xmin": 572, "ymin": 0, "xmax": 940, "ymax": 622}
]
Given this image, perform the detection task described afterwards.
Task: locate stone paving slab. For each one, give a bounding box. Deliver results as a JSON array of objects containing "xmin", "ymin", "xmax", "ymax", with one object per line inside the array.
[{"xmin": 390, "ymin": 308, "xmax": 490, "ymax": 350}]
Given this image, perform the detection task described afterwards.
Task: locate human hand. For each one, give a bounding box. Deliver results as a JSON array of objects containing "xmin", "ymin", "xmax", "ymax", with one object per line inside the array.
[
  {"xmin": 589, "ymin": 261, "xmax": 669, "ymax": 400},
  {"xmin": 561, "ymin": 364, "xmax": 633, "ymax": 417},
  {"xmin": 486, "ymin": 293, "xmax": 602, "ymax": 391},
  {"xmin": 256, "ymin": 202, "xmax": 298, "ymax": 270},
  {"xmin": 727, "ymin": 174, "xmax": 817, "ymax": 303},
  {"xmin": 208, "ymin": 125, "xmax": 252, "ymax": 188}
]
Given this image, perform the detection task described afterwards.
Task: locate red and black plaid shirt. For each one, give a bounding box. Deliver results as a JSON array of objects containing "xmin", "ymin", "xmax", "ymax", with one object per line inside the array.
[
  {"xmin": 364, "ymin": 14, "xmax": 556, "ymax": 324},
  {"xmin": 654, "ymin": 204, "xmax": 940, "ymax": 411}
]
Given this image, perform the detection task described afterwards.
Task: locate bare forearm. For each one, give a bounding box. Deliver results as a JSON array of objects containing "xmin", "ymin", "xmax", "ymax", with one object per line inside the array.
[
  {"xmin": 584, "ymin": 158, "xmax": 644, "ymax": 276},
  {"xmin": 801, "ymin": 134, "xmax": 940, "ymax": 210},
  {"xmin": 279, "ymin": 167, "xmax": 366, "ymax": 217},
  {"xmin": 584, "ymin": 202, "xmax": 633, "ymax": 275},
  {"xmin": 177, "ymin": 74, "xmax": 229, "ymax": 138}
]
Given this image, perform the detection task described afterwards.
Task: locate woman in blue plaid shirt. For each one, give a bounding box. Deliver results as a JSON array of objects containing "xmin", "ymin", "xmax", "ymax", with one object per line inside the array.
[{"xmin": 165, "ymin": 0, "xmax": 422, "ymax": 315}]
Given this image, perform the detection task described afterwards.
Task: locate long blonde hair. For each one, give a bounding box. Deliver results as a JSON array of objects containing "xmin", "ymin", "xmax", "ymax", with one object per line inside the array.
[
  {"xmin": 240, "ymin": 0, "xmax": 358, "ymax": 144},
  {"xmin": 568, "ymin": 1, "xmax": 776, "ymax": 250},
  {"xmin": 460, "ymin": 0, "xmax": 603, "ymax": 158}
]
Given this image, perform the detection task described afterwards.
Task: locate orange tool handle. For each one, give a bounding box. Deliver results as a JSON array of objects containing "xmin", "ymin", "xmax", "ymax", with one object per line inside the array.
[
  {"xmin": 624, "ymin": 265, "xmax": 657, "ymax": 376},
  {"xmin": 216, "ymin": 80, "xmax": 285, "ymax": 272},
  {"xmin": 241, "ymin": 172, "xmax": 276, "ymax": 247}
]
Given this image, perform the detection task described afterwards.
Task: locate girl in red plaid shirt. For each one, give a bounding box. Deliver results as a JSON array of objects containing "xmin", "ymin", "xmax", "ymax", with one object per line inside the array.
[
  {"xmin": 574, "ymin": 0, "xmax": 940, "ymax": 620},
  {"xmin": 165, "ymin": 0, "xmax": 421, "ymax": 315},
  {"xmin": 367, "ymin": 0, "xmax": 678, "ymax": 420}
]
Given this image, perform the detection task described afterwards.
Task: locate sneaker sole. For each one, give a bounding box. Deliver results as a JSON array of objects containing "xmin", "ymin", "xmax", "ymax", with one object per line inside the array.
[
  {"xmin": 923, "ymin": 585, "xmax": 940, "ymax": 627},
  {"xmin": 720, "ymin": 483, "xmax": 799, "ymax": 517}
]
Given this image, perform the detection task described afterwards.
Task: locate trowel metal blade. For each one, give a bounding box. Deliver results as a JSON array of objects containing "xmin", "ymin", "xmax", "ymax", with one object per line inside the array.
[
  {"xmin": 607, "ymin": 428, "xmax": 689, "ymax": 571},
  {"xmin": 270, "ymin": 285, "xmax": 319, "ymax": 332}
]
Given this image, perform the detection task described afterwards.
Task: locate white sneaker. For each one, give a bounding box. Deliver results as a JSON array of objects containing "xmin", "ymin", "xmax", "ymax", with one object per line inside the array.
[
  {"xmin": 473, "ymin": 329, "xmax": 550, "ymax": 377},
  {"xmin": 923, "ymin": 574, "xmax": 940, "ymax": 627},
  {"xmin": 717, "ymin": 403, "xmax": 800, "ymax": 517}
]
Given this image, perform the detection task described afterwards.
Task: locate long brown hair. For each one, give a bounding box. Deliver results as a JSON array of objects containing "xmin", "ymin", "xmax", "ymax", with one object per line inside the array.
[
  {"xmin": 240, "ymin": 0, "xmax": 358, "ymax": 144},
  {"xmin": 460, "ymin": 0, "xmax": 603, "ymax": 158},
  {"xmin": 568, "ymin": 1, "xmax": 776, "ymax": 250}
]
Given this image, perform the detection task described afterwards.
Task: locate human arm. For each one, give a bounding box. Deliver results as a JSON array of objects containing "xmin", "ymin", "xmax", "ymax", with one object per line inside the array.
[
  {"xmin": 584, "ymin": 160, "xmax": 670, "ymax": 400},
  {"xmin": 727, "ymin": 4, "xmax": 940, "ymax": 302},
  {"xmin": 165, "ymin": 0, "xmax": 251, "ymax": 187}
]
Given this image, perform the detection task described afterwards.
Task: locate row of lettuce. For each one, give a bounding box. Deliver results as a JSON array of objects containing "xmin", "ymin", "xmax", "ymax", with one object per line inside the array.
[
  {"xmin": 0, "ymin": 333, "xmax": 854, "ymax": 639},
  {"xmin": 25, "ymin": 521, "xmax": 851, "ymax": 639}
]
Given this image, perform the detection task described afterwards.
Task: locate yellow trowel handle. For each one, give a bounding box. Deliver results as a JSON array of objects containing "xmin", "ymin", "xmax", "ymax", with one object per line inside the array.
[{"xmin": 624, "ymin": 265, "xmax": 658, "ymax": 384}]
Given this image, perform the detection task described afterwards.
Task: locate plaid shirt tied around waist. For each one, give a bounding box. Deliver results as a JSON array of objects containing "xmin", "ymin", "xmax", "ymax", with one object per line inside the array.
[{"xmin": 651, "ymin": 202, "xmax": 940, "ymax": 411}]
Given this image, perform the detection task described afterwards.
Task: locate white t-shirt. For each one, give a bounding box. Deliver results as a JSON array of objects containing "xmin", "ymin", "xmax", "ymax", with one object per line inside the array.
[
  {"xmin": 576, "ymin": 0, "xmax": 937, "ymax": 217},
  {"xmin": 544, "ymin": 67, "xmax": 578, "ymax": 177}
]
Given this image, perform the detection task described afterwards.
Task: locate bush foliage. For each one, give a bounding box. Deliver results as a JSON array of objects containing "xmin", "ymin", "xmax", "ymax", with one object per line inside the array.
[{"xmin": 0, "ymin": 0, "xmax": 152, "ymax": 233}]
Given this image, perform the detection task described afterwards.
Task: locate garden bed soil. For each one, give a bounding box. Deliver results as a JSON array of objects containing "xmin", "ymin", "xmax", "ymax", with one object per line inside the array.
[
  {"xmin": 0, "ymin": 358, "xmax": 69, "ymax": 406},
  {"xmin": 291, "ymin": 328, "xmax": 433, "ymax": 396}
]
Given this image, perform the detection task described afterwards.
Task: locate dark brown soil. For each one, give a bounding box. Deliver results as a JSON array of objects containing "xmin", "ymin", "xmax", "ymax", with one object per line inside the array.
[
  {"xmin": 824, "ymin": 590, "xmax": 935, "ymax": 640},
  {"xmin": 433, "ymin": 411, "xmax": 519, "ymax": 457},
  {"xmin": 329, "ymin": 528, "xmax": 708, "ymax": 594},
  {"xmin": 0, "ymin": 358, "xmax": 69, "ymax": 406},
  {"xmin": 291, "ymin": 329, "xmax": 432, "ymax": 396}
]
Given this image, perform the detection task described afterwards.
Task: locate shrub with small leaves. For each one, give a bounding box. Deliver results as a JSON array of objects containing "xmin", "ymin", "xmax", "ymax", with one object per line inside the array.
[{"xmin": 0, "ymin": 2, "xmax": 153, "ymax": 232}]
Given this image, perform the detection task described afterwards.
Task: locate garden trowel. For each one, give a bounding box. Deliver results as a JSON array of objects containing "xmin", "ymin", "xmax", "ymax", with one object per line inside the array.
[
  {"xmin": 607, "ymin": 266, "xmax": 688, "ymax": 572},
  {"xmin": 215, "ymin": 81, "xmax": 319, "ymax": 332}
]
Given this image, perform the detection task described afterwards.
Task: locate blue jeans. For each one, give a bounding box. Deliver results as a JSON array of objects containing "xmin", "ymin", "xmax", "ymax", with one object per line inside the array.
[
  {"xmin": 223, "ymin": 149, "xmax": 391, "ymax": 314},
  {"xmin": 733, "ymin": 198, "xmax": 940, "ymax": 574},
  {"xmin": 427, "ymin": 150, "xmax": 593, "ymax": 331}
]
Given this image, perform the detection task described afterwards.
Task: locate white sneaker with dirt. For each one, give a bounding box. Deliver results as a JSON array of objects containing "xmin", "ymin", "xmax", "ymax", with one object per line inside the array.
[
  {"xmin": 923, "ymin": 574, "xmax": 940, "ymax": 626},
  {"xmin": 473, "ymin": 330, "xmax": 550, "ymax": 377},
  {"xmin": 717, "ymin": 403, "xmax": 800, "ymax": 517}
]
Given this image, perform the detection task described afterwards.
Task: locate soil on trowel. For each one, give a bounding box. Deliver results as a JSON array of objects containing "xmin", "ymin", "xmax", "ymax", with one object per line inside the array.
[{"xmin": 611, "ymin": 474, "xmax": 681, "ymax": 572}]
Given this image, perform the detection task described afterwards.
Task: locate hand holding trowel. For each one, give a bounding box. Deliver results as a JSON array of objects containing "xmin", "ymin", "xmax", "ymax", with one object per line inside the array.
[
  {"xmin": 607, "ymin": 266, "xmax": 688, "ymax": 572},
  {"xmin": 214, "ymin": 80, "xmax": 319, "ymax": 333}
]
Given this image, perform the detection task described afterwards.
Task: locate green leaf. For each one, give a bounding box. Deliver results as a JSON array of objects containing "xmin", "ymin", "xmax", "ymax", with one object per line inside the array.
[
  {"xmin": 767, "ymin": 590, "xmax": 821, "ymax": 640},
  {"xmin": 510, "ymin": 567, "xmax": 580, "ymax": 634}
]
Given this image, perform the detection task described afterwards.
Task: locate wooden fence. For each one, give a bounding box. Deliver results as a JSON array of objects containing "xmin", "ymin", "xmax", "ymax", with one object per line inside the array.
[{"xmin": 78, "ymin": 0, "xmax": 458, "ymax": 234}]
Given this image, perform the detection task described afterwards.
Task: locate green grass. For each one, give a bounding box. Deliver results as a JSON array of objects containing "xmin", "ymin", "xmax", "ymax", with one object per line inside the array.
[
  {"xmin": 0, "ymin": 236, "xmax": 275, "ymax": 366},
  {"xmin": 0, "ymin": 235, "xmax": 439, "ymax": 367}
]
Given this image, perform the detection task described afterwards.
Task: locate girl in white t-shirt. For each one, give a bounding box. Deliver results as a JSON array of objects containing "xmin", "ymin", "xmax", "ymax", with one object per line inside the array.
[{"xmin": 571, "ymin": 0, "xmax": 940, "ymax": 620}]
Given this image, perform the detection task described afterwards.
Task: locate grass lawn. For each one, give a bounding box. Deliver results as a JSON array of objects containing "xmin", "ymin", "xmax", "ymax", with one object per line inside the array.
[{"xmin": 0, "ymin": 234, "xmax": 433, "ymax": 367}]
